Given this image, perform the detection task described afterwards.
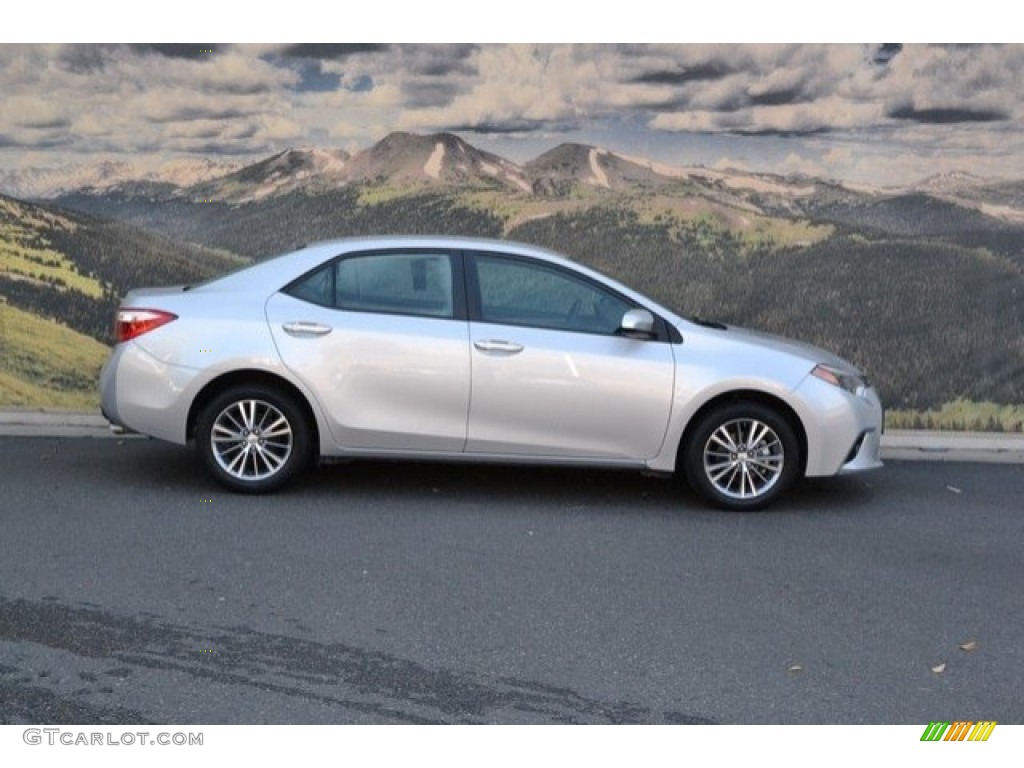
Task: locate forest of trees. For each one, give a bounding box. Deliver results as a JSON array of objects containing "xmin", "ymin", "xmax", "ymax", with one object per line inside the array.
[
  {"xmin": 507, "ymin": 207, "xmax": 1024, "ymax": 410},
  {"xmin": 57, "ymin": 188, "xmax": 506, "ymax": 261}
]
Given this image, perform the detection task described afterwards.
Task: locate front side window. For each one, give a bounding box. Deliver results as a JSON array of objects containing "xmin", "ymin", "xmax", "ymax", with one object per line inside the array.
[
  {"xmin": 475, "ymin": 255, "xmax": 631, "ymax": 335},
  {"xmin": 285, "ymin": 252, "xmax": 454, "ymax": 319}
]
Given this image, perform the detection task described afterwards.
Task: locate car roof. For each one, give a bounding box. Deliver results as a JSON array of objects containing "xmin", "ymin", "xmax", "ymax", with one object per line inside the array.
[{"xmin": 303, "ymin": 234, "xmax": 565, "ymax": 261}]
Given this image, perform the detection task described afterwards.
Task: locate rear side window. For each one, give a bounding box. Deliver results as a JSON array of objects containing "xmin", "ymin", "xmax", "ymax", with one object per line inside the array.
[
  {"xmin": 285, "ymin": 263, "xmax": 334, "ymax": 307},
  {"xmin": 284, "ymin": 252, "xmax": 454, "ymax": 319}
]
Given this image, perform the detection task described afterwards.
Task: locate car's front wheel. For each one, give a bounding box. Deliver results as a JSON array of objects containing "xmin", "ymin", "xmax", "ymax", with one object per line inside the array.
[
  {"xmin": 195, "ymin": 385, "xmax": 312, "ymax": 493},
  {"xmin": 683, "ymin": 401, "xmax": 801, "ymax": 511}
]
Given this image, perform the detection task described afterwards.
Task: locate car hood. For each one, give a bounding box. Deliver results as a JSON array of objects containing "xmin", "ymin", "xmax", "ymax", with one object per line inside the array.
[{"xmin": 684, "ymin": 320, "xmax": 863, "ymax": 374}]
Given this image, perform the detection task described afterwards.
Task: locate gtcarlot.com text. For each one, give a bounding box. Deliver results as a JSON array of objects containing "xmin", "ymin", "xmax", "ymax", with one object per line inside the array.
[{"xmin": 23, "ymin": 728, "xmax": 203, "ymax": 747}]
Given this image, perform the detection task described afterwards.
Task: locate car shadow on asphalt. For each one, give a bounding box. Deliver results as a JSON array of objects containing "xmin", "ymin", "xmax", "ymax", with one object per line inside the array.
[{"xmin": 111, "ymin": 436, "xmax": 882, "ymax": 520}]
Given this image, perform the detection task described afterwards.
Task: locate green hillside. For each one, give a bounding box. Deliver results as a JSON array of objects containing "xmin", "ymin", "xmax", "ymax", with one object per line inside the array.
[
  {"xmin": 54, "ymin": 186, "xmax": 506, "ymax": 260},
  {"xmin": 0, "ymin": 193, "xmax": 252, "ymax": 410},
  {"xmin": 0, "ymin": 193, "xmax": 245, "ymax": 345},
  {"xmin": 0, "ymin": 301, "xmax": 107, "ymax": 408},
  {"xmin": 27, "ymin": 177, "xmax": 1024, "ymax": 422}
]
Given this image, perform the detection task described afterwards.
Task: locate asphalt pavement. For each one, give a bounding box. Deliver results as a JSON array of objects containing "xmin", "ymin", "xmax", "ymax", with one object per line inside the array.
[{"xmin": 0, "ymin": 429, "xmax": 1022, "ymax": 725}]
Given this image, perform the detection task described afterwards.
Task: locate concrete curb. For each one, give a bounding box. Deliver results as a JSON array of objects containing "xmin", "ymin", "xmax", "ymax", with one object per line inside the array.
[
  {"xmin": 0, "ymin": 409, "xmax": 115, "ymax": 438},
  {"xmin": 1, "ymin": 409, "xmax": 1023, "ymax": 464},
  {"xmin": 880, "ymin": 430, "xmax": 1024, "ymax": 464}
]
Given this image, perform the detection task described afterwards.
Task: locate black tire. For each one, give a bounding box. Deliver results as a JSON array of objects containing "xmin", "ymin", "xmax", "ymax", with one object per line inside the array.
[
  {"xmin": 195, "ymin": 384, "xmax": 313, "ymax": 493},
  {"xmin": 682, "ymin": 401, "xmax": 801, "ymax": 511}
]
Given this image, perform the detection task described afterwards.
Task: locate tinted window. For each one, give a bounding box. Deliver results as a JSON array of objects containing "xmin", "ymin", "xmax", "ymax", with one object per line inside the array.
[
  {"xmin": 337, "ymin": 253, "xmax": 452, "ymax": 317},
  {"xmin": 475, "ymin": 255, "xmax": 631, "ymax": 335},
  {"xmin": 285, "ymin": 263, "xmax": 334, "ymax": 307},
  {"xmin": 285, "ymin": 252, "xmax": 454, "ymax": 319}
]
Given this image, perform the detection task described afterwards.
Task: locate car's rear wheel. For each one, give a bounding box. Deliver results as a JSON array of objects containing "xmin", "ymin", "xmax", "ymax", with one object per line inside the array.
[
  {"xmin": 683, "ymin": 401, "xmax": 801, "ymax": 511},
  {"xmin": 196, "ymin": 384, "xmax": 312, "ymax": 493}
]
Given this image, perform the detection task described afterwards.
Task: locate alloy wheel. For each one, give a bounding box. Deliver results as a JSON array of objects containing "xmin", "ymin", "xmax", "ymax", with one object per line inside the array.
[
  {"xmin": 702, "ymin": 417, "xmax": 785, "ymax": 501},
  {"xmin": 210, "ymin": 398, "xmax": 294, "ymax": 482}
]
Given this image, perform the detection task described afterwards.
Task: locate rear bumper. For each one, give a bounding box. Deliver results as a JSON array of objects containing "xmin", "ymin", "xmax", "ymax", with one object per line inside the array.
[
  {"xmin": 98, "ymin": 342, "xmax": 198, "ymax": 445},
  {"xmin": 98, "ymin": 348, "xmax": 123, "ymax": 427}
]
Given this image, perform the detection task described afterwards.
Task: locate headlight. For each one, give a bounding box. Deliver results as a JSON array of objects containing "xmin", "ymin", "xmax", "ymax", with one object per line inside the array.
[{"xmin": 811, "ymin": 364, "xmax": 867, "ymax": 396}]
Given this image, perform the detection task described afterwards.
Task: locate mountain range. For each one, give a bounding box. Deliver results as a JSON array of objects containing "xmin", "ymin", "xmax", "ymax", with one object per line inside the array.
[
  {"xmin": 8, "ymin": 131, "xmax": 1023, "ymax": 220},
  {"xmin": 1, "ymin": 131, "xmax": 1023, "ymax": 420}
]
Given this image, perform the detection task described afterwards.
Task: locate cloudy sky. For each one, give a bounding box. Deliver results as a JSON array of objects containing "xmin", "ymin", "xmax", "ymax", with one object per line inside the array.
[{"xmin": 2, "ymin": 42, "xmax": 1022, "ymax": 186}]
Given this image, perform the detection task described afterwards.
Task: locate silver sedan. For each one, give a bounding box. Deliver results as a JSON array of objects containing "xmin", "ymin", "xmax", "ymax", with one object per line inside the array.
[{"xmin": 99, "ymin": 235, "xmax": 882, "ymax": 510}]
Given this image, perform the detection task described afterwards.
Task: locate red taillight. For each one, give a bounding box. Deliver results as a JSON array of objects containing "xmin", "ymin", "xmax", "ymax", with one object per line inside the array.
[{"xmin": 115, "ymin": 308, "xmax": 178, "ymax": 343}]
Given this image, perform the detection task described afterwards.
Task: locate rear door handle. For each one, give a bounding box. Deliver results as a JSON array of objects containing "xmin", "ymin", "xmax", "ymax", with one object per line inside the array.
[
  {"xmin": 474, "ymin": 339, "xmax": 524, "ymax": 355},
  {"xmin": 283, "ymin": 321, "xmax": 332, "ymax": 338}
]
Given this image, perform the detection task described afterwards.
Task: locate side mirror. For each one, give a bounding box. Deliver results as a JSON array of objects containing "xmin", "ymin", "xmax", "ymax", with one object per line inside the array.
[{"xmin": 620, "ymin": 308, "xmax": 656, "ymax": 339}]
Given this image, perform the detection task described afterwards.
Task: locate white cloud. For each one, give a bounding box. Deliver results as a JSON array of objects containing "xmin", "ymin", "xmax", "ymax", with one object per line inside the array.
[
  {"xmin": 779, "ymin": 151, "xmax": 827, "ymax": 178},
  {"xmin": 5, "ymin": 95, "xmax": 69, "ymax": 129},
  {"xmin": 396, "ymin": 45, "xmax": 592, "ymax": 131},
  {"xmin": 1, "ymin": 43, "xmax": 1024, "ymax": 184}
]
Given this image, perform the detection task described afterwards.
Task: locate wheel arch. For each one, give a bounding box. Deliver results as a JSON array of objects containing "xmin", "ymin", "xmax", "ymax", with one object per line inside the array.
[
  {"xmin": 186, "ymin": 369, "xmax": 321, "ymax": 453},
  {"xmin": 675, "ymin": 389, "xmax": 808, "ymax": 477}
]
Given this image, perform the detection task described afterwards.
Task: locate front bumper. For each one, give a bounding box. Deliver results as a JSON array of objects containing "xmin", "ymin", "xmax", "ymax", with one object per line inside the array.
[
  {"xmin": 837, "ymin": 424, "xmax": 883, "ymax": 474},
  {"xmin": 796, "ymin": 376, "xmax": 884, "ymax": 477}
]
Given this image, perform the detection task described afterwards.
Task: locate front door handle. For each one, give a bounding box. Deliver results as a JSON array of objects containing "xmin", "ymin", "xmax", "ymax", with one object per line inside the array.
[
  {"xmin": 474, "ymin": 339, "xmax": 524, "ymax": 355},
  {"xmin": 282, "ymin": 321, "xmax": 332, "ymax": 338}
]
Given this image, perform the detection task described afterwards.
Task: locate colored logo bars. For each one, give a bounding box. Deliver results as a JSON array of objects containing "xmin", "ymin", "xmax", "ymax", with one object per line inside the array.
[{"xmin": 920, "ymin": 721, "xmax": 997, "ymax": 742}]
